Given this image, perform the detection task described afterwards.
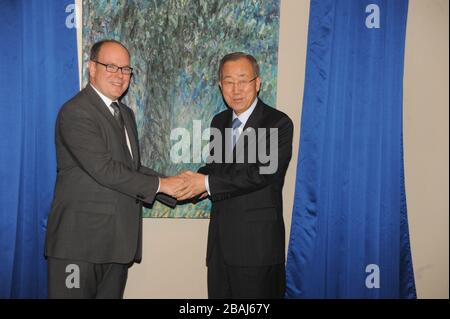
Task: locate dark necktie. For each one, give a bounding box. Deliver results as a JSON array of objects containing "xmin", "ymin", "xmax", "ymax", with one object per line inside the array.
[
  {"xmin": 110, "ymin": 102, "xmax": 131, "ymax": 158},
  {"xmin": 110, "ymin": 102, "xmax": 124, "ymax": 129}
]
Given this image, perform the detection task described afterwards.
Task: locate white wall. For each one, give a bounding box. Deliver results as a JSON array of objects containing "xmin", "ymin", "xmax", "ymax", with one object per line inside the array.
[{"xmin": 403, "ymin": 0, "xmax": 449, "ymax": 299}]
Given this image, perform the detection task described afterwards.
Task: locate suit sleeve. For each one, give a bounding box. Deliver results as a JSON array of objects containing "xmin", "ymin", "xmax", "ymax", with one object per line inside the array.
[
  {"xmin": 207, "ymin": 116, "xmax": 293, "ymax": 201},
  {"xmin": 59, "ymin": 106, "xmax": 159, "ymax": 204},
  {"xmin": 139, "ymin": 165, "xmax": 163, "ymax": 177},
  {"xmin": 138, "ymin": 166, "xmax": 177, "ymax": 208}
]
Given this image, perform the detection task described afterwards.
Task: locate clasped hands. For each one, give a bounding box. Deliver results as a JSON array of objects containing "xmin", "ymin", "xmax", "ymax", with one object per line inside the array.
[{"xmin": 159, "ymin": 171, "xmax": 208, "ymax": 201}]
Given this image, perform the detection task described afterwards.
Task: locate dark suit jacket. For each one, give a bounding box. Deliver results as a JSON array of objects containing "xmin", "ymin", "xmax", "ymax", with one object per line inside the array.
[
  {"xmin": 199, "ymin": 99, "xmax": 293, "ymax": 267},
  {"xmin": 45, "ymin": 85, "xmax": 175, "ymax": 264}
]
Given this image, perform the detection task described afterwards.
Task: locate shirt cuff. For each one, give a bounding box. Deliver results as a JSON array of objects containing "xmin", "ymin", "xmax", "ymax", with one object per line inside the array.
[
  {"xmin": 157, "ymin": 177, "xmax": 160, "ymax": 193},
  {"xmin": 205, "ymin": 175, "xmax": 211, "ymax": 196}
]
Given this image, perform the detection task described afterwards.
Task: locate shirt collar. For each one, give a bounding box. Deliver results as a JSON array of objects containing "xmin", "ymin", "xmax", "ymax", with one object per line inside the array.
[
  {"xmin": 90, "ymin": 83, "xmax": 118, "ymax": 109},
  {"xmin": 232, "ymin": 97, "xmax": 258, "ymax": 128}
]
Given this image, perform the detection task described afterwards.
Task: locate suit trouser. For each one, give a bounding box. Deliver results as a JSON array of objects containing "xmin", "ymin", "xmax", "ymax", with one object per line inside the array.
[
  {"xmin": 207, "ymin": 240, "xmax": 285, "ymax": 299},
  {"xmin": 47, "ymin": 257, "xmax": 128, "ymax": 299}
]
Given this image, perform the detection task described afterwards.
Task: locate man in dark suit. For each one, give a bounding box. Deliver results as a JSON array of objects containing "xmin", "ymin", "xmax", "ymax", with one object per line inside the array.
[
  {"xmin": 45, "ymin": 39, "xmax": 182, "ymax": 298},
  {"xmin": 176, "ymin": 52, "xmax": 294, "ymax": 298}
]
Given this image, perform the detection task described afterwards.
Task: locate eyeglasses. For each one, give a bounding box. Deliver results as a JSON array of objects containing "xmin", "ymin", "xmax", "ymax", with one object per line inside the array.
[
  {"xmin": 93, "ymin": 60, "xmax": 133, "ymax": 75},
  {"xmin": 221, "ymin": 76, "xmax": 258, "ymax": 90}
]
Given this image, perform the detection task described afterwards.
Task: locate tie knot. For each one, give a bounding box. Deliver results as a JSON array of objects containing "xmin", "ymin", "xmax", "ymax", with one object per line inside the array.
[
  {"xmin": 110, "ymin": 102, "xmax": 124, "ymax": 129},
  {"xmin": 110, "ymin": 102, "xmax": 120, "ymax": 113},
  {"xmin": 232, "ymin": 118, "xmax": 242, "ymax": 130}
]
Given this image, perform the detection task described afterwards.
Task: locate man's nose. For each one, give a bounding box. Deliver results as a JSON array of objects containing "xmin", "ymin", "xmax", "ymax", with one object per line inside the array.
[
  {"xmin": 113, "ymin": 70, "xmax": 124, "ymax": 79},
  {"xmin": 232, "ymin": 84, "xmax": 241, "ymax": 94}
]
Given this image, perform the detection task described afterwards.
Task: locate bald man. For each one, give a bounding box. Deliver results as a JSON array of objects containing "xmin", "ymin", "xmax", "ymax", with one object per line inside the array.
[{"xmin": 45, "ymin": 40, "xmax": 181, "ymax": 298}]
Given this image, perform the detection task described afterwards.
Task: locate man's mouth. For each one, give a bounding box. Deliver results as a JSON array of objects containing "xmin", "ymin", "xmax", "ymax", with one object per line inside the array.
[{"xmin": 110, "ymin": 82, "xmax": 123, "ymax": 87}]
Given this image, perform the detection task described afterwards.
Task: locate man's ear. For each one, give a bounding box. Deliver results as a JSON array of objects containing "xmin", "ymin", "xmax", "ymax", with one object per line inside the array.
[
  {"xmin": 255, "ymin": 77, "xmax": 262, "ymax": 92},
  {"xmin": 88, "ymin": 61, "xmax": 96, "ymax": 79}
]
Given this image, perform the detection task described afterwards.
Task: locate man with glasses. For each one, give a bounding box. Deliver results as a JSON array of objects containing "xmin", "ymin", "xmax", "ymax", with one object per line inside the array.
[
  {"xmin": 176, "ymin": 52, "xmax": 294, "ymax": 298},
  {"xmin": 45, "ymin": 39, "xmax": 182, "ymax": 298}
]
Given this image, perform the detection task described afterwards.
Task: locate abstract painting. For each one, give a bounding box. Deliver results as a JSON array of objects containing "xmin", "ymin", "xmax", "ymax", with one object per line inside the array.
[{"xmin": 82, "ymin": 0, "xmax": 280, "ymax": 218}]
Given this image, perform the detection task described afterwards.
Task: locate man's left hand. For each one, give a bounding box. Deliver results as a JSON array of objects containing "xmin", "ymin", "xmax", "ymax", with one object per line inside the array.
[{"xmin": 175, "ymin": 171, "xmax": 207, "ymax": 201}]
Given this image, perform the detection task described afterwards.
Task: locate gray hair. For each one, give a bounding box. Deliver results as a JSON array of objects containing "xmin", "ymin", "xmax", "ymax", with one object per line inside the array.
[{"xmin": 218, "ymin": 52, "xmax": 260, "ymax": 80}]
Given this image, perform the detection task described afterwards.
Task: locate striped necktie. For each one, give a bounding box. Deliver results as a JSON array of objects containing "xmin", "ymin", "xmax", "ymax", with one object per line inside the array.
[
  {"xmin": 110, "ymin": 102, "xmax": 124, "ymax": 129},
  {"xmin": 232, "ymin": 117, "xmax": 242, "ymax": 149}
]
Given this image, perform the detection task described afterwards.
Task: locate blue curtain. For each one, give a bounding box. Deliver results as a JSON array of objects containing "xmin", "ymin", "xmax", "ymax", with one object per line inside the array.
[
  {"xmin": 0, "ymin": 0, "xmax": 78, "ymax": 298},
  {"xmin": 286, "ymin": 0, "xmax": 416, "ymax": 298}
]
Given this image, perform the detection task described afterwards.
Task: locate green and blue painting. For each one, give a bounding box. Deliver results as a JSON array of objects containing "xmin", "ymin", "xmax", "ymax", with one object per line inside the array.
[{"xmin": 82, "ymin": 0, "xmax": 280, "ymax": 218}]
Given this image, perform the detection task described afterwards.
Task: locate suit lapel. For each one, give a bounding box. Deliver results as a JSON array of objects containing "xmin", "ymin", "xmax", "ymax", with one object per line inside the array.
[
  {"xmin": 233, "ymin": 100, "xmax": 265, "ymax": 158},
  {"xmin": 218, "ymin": 109, "xmax": 233, "ymax": 163},
  {"xmin": 241, "ymin": 100, "xmax": 264, "ymax": 133},
  {"xmin": 84, "ymin": 85, "xmax": 123, "ymax": 137},
  {"xmin": 84, "ymin": 85, "xmax": 136, "ymax": 168}
]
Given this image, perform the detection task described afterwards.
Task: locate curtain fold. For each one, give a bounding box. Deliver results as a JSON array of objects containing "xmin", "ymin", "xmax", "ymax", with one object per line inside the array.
[
  {"xmin": 0, "ymin": 0, "xmax": 78, "ymax": 298},
  {"xmin": 286, "ymin": 0, "xmax": 416, "ymax": 298}
]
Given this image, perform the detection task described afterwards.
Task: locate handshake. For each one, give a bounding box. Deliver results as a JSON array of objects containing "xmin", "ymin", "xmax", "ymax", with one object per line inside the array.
[{"xmin": 159, "ymin": 171, "xmax": 208, "ymax": 201}]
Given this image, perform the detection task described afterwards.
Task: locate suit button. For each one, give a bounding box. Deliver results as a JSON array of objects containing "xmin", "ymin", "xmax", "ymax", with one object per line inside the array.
[{"xmin": 136, "ymin": 199, "xmax": 140, "ymax": 204}]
